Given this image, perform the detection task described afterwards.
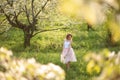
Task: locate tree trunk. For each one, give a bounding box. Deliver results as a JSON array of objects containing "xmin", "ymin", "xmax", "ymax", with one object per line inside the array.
[{"xmin": 23, "ymin": 30, "xmax": 32, "ymax": 48}]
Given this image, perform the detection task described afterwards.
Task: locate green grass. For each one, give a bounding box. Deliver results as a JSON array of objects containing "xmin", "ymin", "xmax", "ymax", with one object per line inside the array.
[
  {"xmin": 0, "ymin": 25, "xmax": 120, "ymax": 80},
  {"xmin": 13, "ymin": 49, "xmax": 93, "ymax": 80}
]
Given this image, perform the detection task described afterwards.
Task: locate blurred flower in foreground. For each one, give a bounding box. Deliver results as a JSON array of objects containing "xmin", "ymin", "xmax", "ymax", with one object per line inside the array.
[
  {"xmin": 84, "ymin": 50, "xmax": 120, "ymax": 80},
  {"xmin": 59, "ymin": 0, "xmax": 119, "ymax": 25},
  {"xmin": 0, "ymin": 47, "xmax": 65, "ymax": 80},
  {"xmin": 107, "ymin": 21, "xmax": 120, "ymax": 44},
  {"xmin": 59, "ymin": 0, "xmax": 120, "ymax": 47}
]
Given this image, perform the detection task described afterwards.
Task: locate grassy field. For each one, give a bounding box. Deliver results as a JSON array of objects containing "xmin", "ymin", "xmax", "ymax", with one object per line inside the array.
[{"xmin": 0, "ymin": 25, "xmax": 120, "ymax": 80}]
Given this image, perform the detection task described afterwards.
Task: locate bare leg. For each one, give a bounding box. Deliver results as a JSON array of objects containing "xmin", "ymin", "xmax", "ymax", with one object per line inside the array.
[{"xmin": 66, "ymin": 62, "xmax": 70, "ymax": 70}]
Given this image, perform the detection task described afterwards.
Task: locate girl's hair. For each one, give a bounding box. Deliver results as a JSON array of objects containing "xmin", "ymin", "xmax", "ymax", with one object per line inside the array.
[{"xmin": 66, "ymin": 34, "xmax": 72, "ymax": 39}]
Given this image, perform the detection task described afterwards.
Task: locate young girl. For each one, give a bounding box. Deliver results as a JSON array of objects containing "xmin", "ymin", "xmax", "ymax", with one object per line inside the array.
[{"xmin": 61, "ymin": 34, "xmax": 77, "ymax": 70}]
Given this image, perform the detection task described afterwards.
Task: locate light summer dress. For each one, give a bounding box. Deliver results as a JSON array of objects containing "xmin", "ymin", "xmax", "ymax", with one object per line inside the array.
[{"xmin": 61, "ymin": 40, "xmax": 77, "ymax": 64}]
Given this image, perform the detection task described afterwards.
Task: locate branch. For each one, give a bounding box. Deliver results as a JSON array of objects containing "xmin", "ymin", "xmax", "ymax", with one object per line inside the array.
[
  {"xmin": 4, "ymin": 13, "xmax": 17, "ymax": 27},
  {"xmin": 0, "ymin": 18, "xmax": 7, "ymax": 25},
  {"xmin": 13, "ymin": 11, "xmax": 25, "ymax": 29},
  {"xmin": 32, "ymin": 27, "xmax": 69, "ymax": 37},
  {"xmin": 30, "ymin": 0, "xmax": 36, "ymax": 35},
  {"xmin": 31, "ymin": 0, "xmax": 35, "ymax": 22},
  {"xmin": 0, "ymin": 7, "xmax": 18, "ymax": 28},
  {"xmin": 24, "ymin": 5, "xmax": 31, "ymax": 24},
  {"xmin": 35, "ymin": 0, "xmax": 49, "ymax": 18}
]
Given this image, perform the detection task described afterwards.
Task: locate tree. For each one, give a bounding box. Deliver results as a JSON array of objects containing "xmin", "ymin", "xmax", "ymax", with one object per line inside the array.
[{"xmin": 0, "ymin": 0, "xmax": 66, "ymax": 48}]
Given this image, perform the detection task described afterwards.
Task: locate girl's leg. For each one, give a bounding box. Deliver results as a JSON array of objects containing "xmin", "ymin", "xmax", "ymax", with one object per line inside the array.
[{"xmin": 66, "ymin": 62, "xmax": 70, "ymax": 70}]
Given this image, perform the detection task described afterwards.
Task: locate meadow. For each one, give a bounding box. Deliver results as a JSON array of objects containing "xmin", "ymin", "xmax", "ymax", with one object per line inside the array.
[{"xmin": 0, "ymin": 24, "xmax": 120, "ymax": 80}]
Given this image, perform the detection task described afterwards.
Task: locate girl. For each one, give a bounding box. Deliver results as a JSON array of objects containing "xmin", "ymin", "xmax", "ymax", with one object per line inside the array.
[{"xmin": 61, "ymin": 34, "xmax": 77, "ymax": 70}]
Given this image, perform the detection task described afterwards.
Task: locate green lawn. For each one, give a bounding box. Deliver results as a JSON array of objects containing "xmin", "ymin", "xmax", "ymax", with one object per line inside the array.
[
  {"xmin": 12, "ymin": 49, "xmax": 93, "ymax": 80},
  {"xmin": 0, "ymin": 26, "xmax": 120, "ymax": 80}
]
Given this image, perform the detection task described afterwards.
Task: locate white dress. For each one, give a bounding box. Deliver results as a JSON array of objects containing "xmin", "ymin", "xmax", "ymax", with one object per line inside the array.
[{"xmin": 61, "ymin": 40, "xmax": 77, "ymax": 64}]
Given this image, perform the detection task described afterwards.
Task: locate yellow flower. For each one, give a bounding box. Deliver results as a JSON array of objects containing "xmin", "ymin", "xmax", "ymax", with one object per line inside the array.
[
  {"xmin": 94, "ymin": 65, "xmax": 101, "ymax": 73},
  {"xmin": 87, "ymin": 60, "xmax": 95, "ymax": 74}
]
